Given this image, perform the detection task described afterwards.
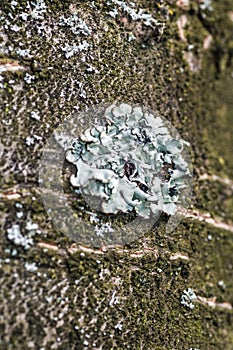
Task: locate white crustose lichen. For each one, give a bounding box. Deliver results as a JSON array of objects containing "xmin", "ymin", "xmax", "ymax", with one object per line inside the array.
[
  {"xmin": 107, "ymin": 0, "xmax": 162, "ymax": 28},
  {"xmin": 59, "ymin": 14, "xmax": 92, "ymax": 36},
  {"xmin": 66, "ymin": 103, "xmax": 191, "ymax": 220},
  {"xmin": 181, "ymin": 288, "xmax": 197, "ymax": 309}
]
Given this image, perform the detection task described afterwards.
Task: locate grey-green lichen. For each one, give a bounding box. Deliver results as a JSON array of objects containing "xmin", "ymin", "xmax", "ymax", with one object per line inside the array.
[{"xmin": 66, "ymin": 103, "xmax": 191, "ymax": 218}]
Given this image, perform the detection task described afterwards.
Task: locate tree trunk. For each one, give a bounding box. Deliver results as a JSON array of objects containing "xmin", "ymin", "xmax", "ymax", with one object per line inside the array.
[{"xmin": 0, "ymin": 1, "xmax": 233, "ymax": 349}]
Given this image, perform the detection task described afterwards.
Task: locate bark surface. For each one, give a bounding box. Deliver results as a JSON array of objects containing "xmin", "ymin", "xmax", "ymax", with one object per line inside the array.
[{"xmin": 0, "ymin": 1, "xmax": 233, "ymax": 349}]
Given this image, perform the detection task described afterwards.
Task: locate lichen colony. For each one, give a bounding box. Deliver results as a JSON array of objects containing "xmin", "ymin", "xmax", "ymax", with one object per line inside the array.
[{"xmin": 66, "ymin": 103, "xmax": 191, "ymax": 220}]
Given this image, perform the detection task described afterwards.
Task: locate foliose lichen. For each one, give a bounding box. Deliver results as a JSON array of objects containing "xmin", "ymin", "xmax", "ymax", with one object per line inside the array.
[{"xmin": 66, "ymin": 103, "xmax": 191, "ymax": 219}]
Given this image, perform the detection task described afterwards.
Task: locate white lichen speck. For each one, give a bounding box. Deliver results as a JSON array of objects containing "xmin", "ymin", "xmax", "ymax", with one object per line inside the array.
[
  {"xmin": 7, "ymin": 224, "xmax": 33, "ymax": 250},
  {"xmin": 59, "ymin": 14, "xmax": 91, "ymax": 36},
  {"xmin": 181, "ymin": 288, "xmax": 197, "ymax": 309},
  {"xmin": 107, "ymin": 0, "xmax": 164, "ymax": 29},
  {"xmin": 25, "ymin": 262, "xmax": 38, "ymax": 272},
  {"xmin": 61, "ymin": 41, "xmax": 90, "ymax": 59}
]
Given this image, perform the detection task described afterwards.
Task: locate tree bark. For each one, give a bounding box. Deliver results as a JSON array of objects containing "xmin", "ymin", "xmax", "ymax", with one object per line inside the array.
[{"xmin": 0, "ymin": 1, "xmax": 233, "ymax": 349}]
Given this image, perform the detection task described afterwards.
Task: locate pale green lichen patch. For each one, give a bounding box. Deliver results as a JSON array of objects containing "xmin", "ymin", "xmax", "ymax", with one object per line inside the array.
[{"xmin": 66, "ymin": 103, "xmax": 191, "ymax": 219}]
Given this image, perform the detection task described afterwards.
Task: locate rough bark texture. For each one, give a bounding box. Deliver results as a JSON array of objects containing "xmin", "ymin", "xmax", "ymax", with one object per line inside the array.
[{"xmin": 0, "ymin": 1, "xmax": 233, "ymax": 349}]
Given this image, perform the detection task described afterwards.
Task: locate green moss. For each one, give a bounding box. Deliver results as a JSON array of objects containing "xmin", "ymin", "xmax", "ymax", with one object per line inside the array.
[{"xmin": 194, "ymin": 179, "xmax": 233, "ymax": 222}]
